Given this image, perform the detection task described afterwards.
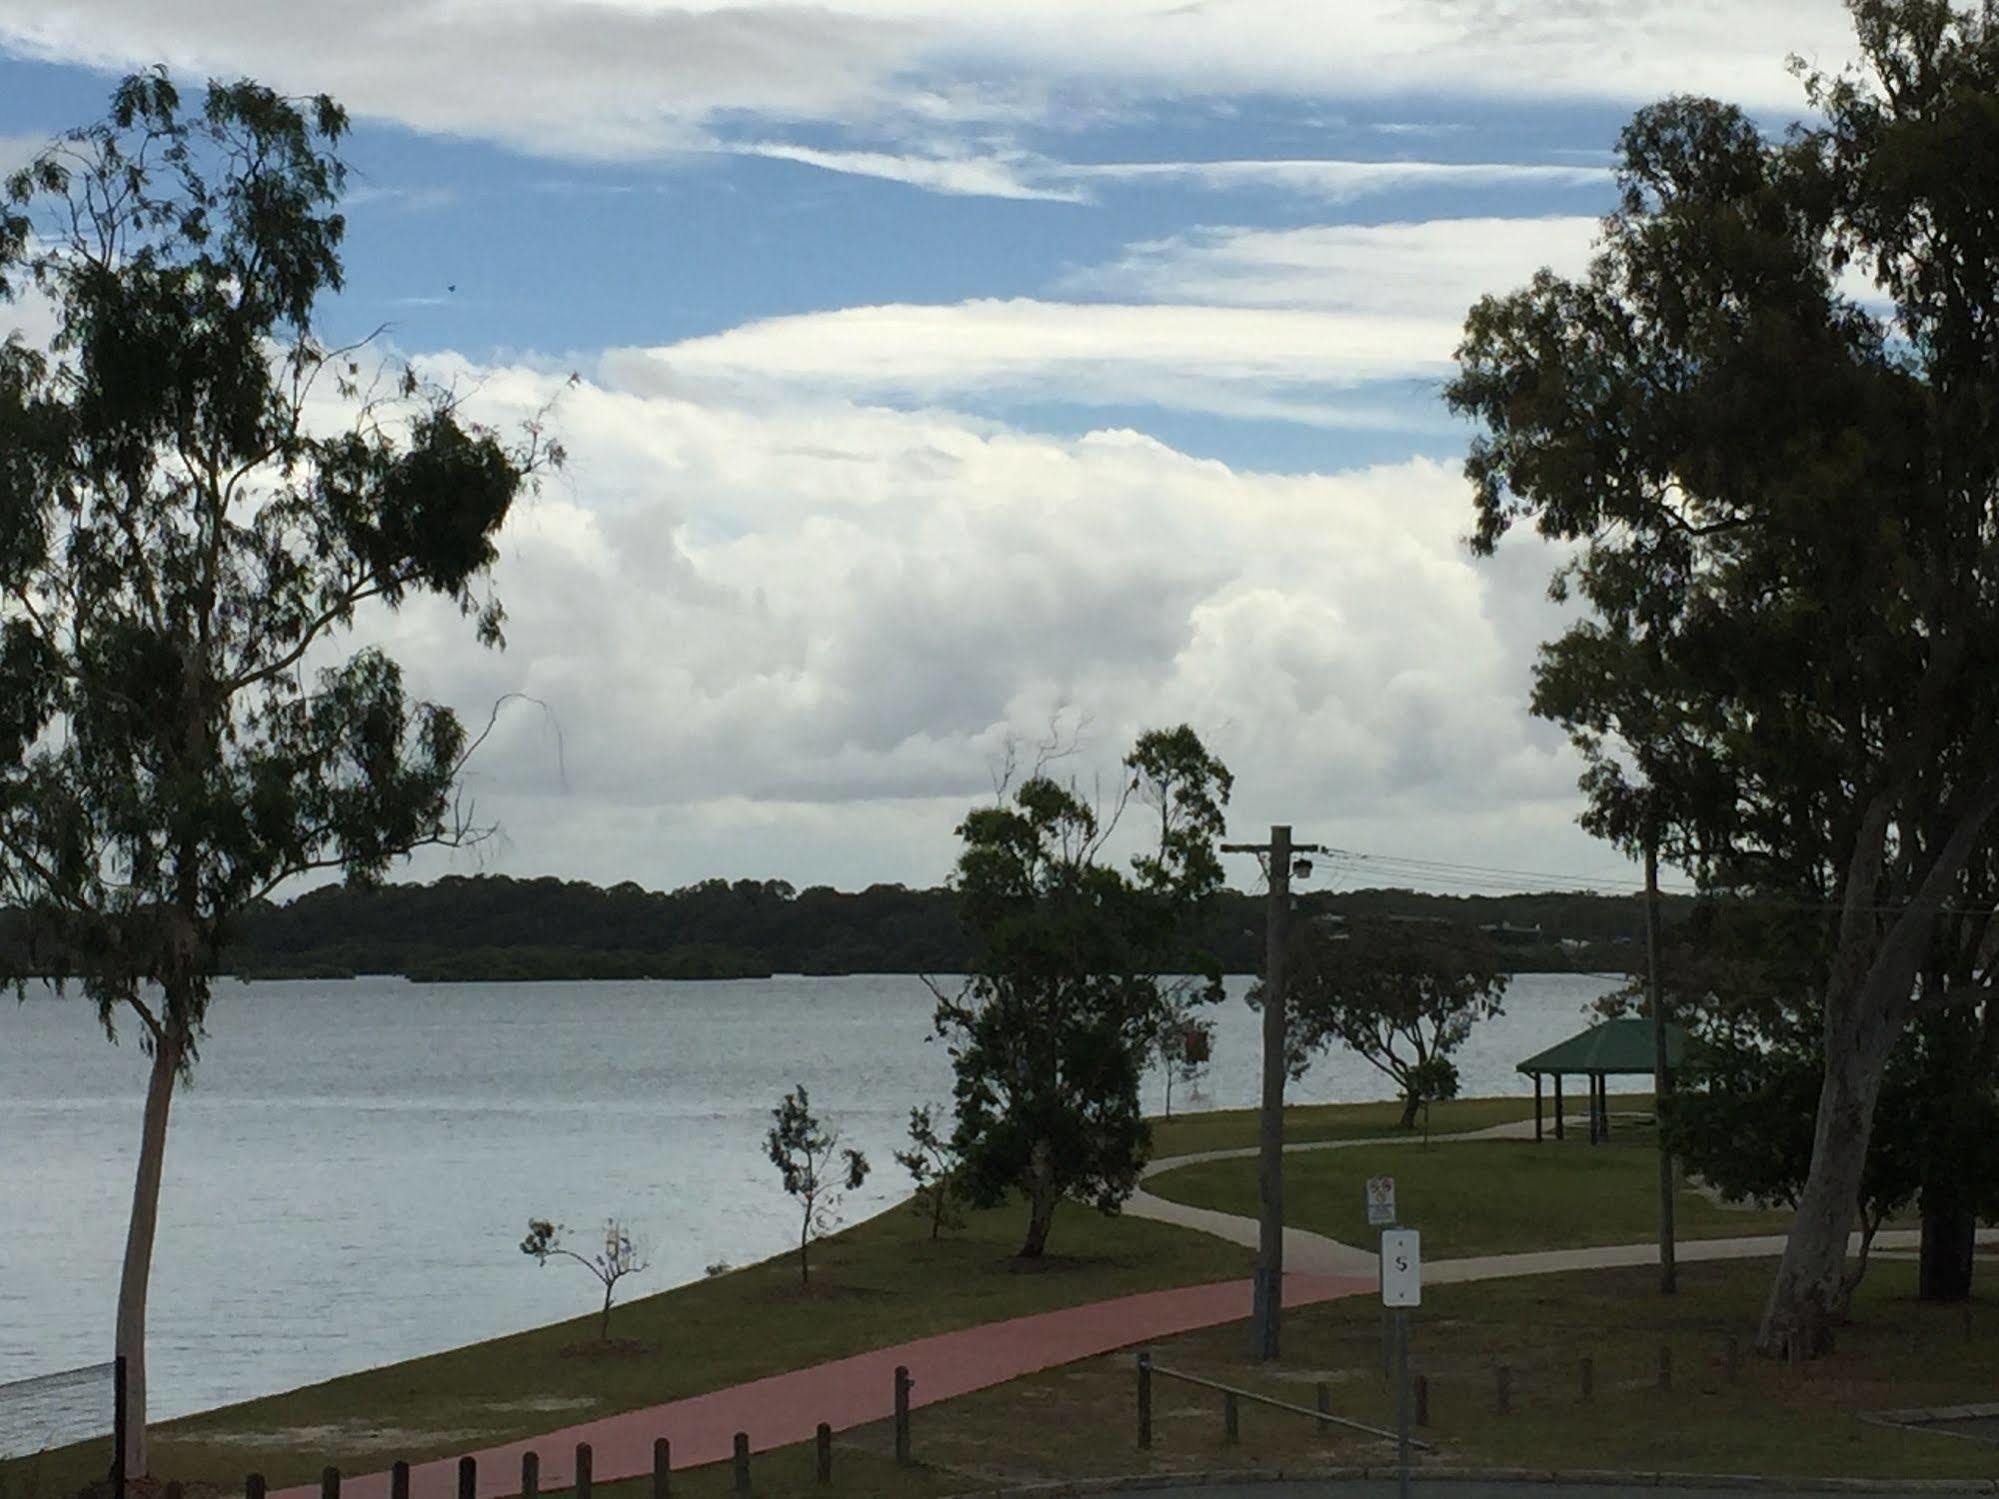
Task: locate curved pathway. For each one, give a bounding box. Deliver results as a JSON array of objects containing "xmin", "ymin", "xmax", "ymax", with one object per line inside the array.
[
  {"xmin": 1128, "ymin": 1115, "xmax": 1558, "ymax": 1277},
  {"xmin": 271, "ymin": 1271, "xmax": 1377, "ymax": 1499},
  {"xmin": 277, "ymin": 1115, "xmax": 1997, "ymax": 1499},
  {"xmin": 1128, "ymin": 1116, "xmax": 1999, "ymax": 1281}
]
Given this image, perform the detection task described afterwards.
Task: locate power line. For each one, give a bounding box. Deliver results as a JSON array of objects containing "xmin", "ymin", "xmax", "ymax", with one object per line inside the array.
[{"xmin": 1310, "ymin": 844, "xmax": 1999, "ymax": 917}]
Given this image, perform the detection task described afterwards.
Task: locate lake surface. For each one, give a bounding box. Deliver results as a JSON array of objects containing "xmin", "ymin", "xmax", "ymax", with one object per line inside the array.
[{"xmin": 0, "ymin": 972, "xmax": 1618, "ymax": 1421}]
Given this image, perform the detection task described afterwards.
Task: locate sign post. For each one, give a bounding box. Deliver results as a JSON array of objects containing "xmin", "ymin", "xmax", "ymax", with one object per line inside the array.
[
  {"xmin": 1368, "ymin": 1176, "xmax": 1396, "ymax": 1372},
  {"xmin": 1380, "ymin": 1227, "xmax": 1421, "ymax": 1499}
]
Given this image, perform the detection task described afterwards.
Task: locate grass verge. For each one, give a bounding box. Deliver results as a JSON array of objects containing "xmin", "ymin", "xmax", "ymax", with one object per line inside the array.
[
  {"xmin": 907, "ymin": 1255, "xmax": 1999, "ymax": 1486},
  {"xmin": 1147, "ymin": 1092, "xmax": 1646, "ymax": 1159},
  {"xmin": 1147, "ymin": 1126, "xmax": 1795, "ymax": 1257},
  {"xmin": 4, "ymin": 1196, "xmax": 1248, "ymax": 1497}
]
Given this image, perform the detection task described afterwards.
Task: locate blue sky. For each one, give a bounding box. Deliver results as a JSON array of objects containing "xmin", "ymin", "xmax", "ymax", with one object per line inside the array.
[{"xmin": 0, "ymin": 1, "xmax": 1861, "ymax": 894}]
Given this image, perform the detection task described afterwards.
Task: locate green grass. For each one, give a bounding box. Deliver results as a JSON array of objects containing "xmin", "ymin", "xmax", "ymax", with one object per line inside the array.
[
  {"xmin": 1147, "ymin": 1092, "xmax": 1649, "ymax": 1159},
  {"xmin": 1147, "ymin": 1126, "xmax": 1796, "ymax": 1258},
  {"xmin": 3, "ymin": 1193, "xmax": 1249, "ymax": 1498},
  {"xmin": 909, "ymin": 1255, "xmax": 1999, "ymax": 1486}
]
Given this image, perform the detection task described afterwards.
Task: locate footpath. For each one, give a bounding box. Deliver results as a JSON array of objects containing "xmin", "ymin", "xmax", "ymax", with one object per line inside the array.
[
  {"xmin": 269, "ymin": 1272, "xmax": 1375, "ymax": 1499},
  {"xmin": 276, "ymin": 1120, "xmax": 1999, "ymax": 1499}
]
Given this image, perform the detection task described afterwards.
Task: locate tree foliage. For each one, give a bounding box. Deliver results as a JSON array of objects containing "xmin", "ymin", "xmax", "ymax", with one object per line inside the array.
[
  {"xmin": 934, "ymin": 725, "xmax": 1231, "ymax": 1258},
  {"xmin": 766, "ymin": 1084, "xmax": 869, "ymax": 1287},
  {"xmin": 1445, "ymin": 0, "xmax": 1999, "ymax": 1353},
  {"xmin": 520, "ymin": 1217, "xmax": 649, "ymax": 1342},
  {"xmin": 0, "ymin": 70, "xmax": 551, "ymax": 1467},
  {"xmin": 1280, "ymin": 920, "xmax": 1507, "ymax": 1130},
  {"xmin": 893, "ymin": 1103, "xmax": 964, "ymax": 1240},
  {"xmin": 1150, "ymin": 999, "xmax": 1215, "ymax": 1119}
]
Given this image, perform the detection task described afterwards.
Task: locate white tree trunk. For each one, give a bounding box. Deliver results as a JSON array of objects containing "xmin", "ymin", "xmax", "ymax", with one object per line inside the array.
[
  {"xmin": 1756, "ymin": 1002, "xmax": 1897, "ymax": 1355},
  {"xmin": 116, "ymin": 1037, "xmax": 180, "ymax": 1478}
]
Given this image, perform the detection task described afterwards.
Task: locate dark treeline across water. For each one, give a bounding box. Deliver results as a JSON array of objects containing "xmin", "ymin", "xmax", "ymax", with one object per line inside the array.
[{"xmin": 180, "ymin": 875, "xmax": 1680, "ymax": 982}]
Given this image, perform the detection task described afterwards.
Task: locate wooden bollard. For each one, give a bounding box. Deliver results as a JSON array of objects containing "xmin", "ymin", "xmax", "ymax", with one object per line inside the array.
[
  {"xmin": 652, "ymin": 1437, "xmax": 670, "ymax": 1499},
  {"xmin": 457, "ymin": 1455, "xmax": 475, "ymax": 1499},
  {"xmin": 245, "ymin": 1476, "xmax": 267, "ymax": 1499},
  {"xmin": 1725, "ymin": 1335, "xmax": 1741, "ymax": 1384},
  {"xmin": 1315, "ymin": 1380, "xmax": 1331, "ymax": 1434},
  {"xmin": 321, "ymin": 1467, "xmax": 341, "ymax": 1499},
  {"xmin": 1495, "ymin": 1364, "xmax": 1512, "ymax": 1416},
  {"xmin": 390, "ymin": 1463, "xmax": 410, "ymax": 1499},
  {"xmin": 1136, "ymin": 1352, "xmax": 1153, "ymax": 1449},
  {"xmin": 1658, "ymin": 1346, "xmax": 1672, "ymax": 1392},
  {"xmin": 894, "ymin": 1365, "xmax": 913, "ymax": 1465},
  {"xmin": 815, "ymin": 1423, "xmax": 832, "ymax": 1485},
  {"xmin": 521, "ymin": 1451, "xmax": 539, "ymax": 1499},
  {"xmin": 1580, "ymin": 1354, "xmax": 1594, "ymax": 1402},
  {"xmin": 573, "ymin": 1443, "xmax": 591, "ymax": 1499},
  {"xmin": 731, "ymin": 1433, "xmax": 751, "ymax": 1495},
  {"xmin": 1223, "ymin": 1391, "xmax": 1240, "ymax": 1444},
  {"xmin": 1415, "ymin": 1373, "xmax": 1430, "ymax": 1428}
]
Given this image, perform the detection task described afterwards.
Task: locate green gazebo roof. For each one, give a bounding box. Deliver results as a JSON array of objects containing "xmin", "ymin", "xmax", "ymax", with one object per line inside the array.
[{"xmin": 1516, "ymin": 1017, "xmax": 1688, "ymax": 1076}]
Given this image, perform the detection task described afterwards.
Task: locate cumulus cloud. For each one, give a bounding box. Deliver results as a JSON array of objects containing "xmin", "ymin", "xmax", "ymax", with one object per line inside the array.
[
  {"xmin": 0, "ymin": 1, "xmax": 1857, "ymax": 164},
  {"xmin": 323, "ymin": 354, "xmax": 1599, "ymax": 891}
]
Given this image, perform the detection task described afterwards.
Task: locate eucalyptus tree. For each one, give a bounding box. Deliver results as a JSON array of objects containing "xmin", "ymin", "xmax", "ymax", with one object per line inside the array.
[
  {"xmin": 935, "ymin": 725, "xmax": 1231, "ymax": 1258},
  {"xmin": 1447, "ymin": 0, "xmax": 1999, "ymax": 1354},
  {"xmin": 0, "ymin": 72, "xmax": 554, "ymax": 1469},
  {"xmin": 1281, "ymin": 920, "xmax": 1508, "ymax": 1131}
]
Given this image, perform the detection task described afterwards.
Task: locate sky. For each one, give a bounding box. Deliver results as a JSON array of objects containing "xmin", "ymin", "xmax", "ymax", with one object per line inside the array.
[{"xmin": 0, "ymin": 0, "xmax": 1865, "ymax": 898}]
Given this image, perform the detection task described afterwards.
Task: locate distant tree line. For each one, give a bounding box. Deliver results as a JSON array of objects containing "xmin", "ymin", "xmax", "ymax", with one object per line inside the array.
[{"xmin": 66, "ymin": 872, "xmax": 1689, "ymax": 982}]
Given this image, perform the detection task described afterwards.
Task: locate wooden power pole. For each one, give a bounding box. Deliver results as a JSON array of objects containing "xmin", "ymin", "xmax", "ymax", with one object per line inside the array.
[
  {"xmin": 1645, "ymin": 830, "xmax": 1677, "ymax": 1295},
  {"xmin": 1222, "ymin": 824, "xmax": 1322, "ymax": 1360}
]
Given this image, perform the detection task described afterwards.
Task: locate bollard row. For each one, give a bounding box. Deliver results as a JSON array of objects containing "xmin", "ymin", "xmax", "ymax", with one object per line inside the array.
[{"xmin": 255, "ymin": 1366, "xmax": 913, "ymax": 1499}]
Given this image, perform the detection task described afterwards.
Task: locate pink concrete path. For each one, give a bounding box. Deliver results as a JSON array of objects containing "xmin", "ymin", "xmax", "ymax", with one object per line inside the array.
[{"xmin": 274, "ymin": 1272, "xmax": 1371, "ymax": 1499}]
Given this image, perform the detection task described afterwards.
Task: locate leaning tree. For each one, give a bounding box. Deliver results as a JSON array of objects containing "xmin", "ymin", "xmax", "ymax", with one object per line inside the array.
[
  {"xmin": 0, "ymin": 72, "xmax": 554, "ymax": 1471},
  {"xmin": 1447, "ymin": 0, "xmax": 1999, "ymax": 1354}
]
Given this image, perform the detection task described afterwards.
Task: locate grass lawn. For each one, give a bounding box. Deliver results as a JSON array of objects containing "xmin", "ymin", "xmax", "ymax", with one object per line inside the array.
[
  {"xmin": 1147, "ymin": 1092, "xmax": 1649, "ymax": 1159},
  {"xmin": 1147, "ymin": 1126, "xmax": 1796, "ymax": 1258},
  {"xmin": 2, "ymin": 1195, "xmax": 1249, "ymax": 1498},
  {"xmin": 906, "ymin": 1255, "xmax": 1999, "ymax": 1487}
]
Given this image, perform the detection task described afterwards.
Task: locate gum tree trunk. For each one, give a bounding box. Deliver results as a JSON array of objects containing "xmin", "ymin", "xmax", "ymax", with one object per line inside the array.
[
  {"xmin": 116, "ymin": 1034, "xmax": 182, "ymax": 1479},
  {"xmin": 1756, "ymin": 995, "xmax": 1900, "ymax": 1355},
  {"xmin": 1019, "ymin": 1146, "xmax": 1059, "ymax": 1259}
]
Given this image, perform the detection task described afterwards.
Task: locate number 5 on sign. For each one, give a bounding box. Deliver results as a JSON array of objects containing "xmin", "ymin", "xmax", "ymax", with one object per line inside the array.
[{"xmin": 1381, "ymin": 1228, "xmax": 1421, "ymax": 1307}]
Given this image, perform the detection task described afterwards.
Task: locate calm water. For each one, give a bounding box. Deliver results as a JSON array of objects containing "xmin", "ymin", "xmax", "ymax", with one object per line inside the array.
[{"xmin": 0, "ymin": 972, "xmax": 1617, "ymax": 1419}]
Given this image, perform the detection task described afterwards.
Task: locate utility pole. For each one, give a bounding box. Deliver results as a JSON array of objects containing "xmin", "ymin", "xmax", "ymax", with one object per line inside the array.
[
  {"xmin": 1221, "ymin": 823, "xmax": 1323, "ymax": 1360},
  {"xmin": 1645, "ymin": 827, "xmax": 1677, "ymax": 1295}
]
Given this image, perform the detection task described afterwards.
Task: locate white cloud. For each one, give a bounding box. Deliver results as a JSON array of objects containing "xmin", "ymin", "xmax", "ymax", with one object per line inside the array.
[
  {"xmin": 733, "ymin": 143, "xmax": 1088, "ymax": 202},
  {"xmin": 333, "ymin": 358, "xmax": 1596, "ymax": 890},
  {"xmin": 0, "ymin": 131, "xmax": 49, "ymax": 178},
  {"xmin": 1061, "ymin": 158, "xmax": 1612, "ymax": 200},
  {"xmin": 1063, "ymin": 216, "xmax": 1602, "ymax": 314},
  {"xmin": 609, "ymin": 297, "xmax": 1461, "ymax": 419},
  {"xmin": 602, "ymin": 219, "xmax": 1608, "ymax": 419},
  {"xmin": 0, "ymin": 1, "xmax": 1858, "ymax": 163}
]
